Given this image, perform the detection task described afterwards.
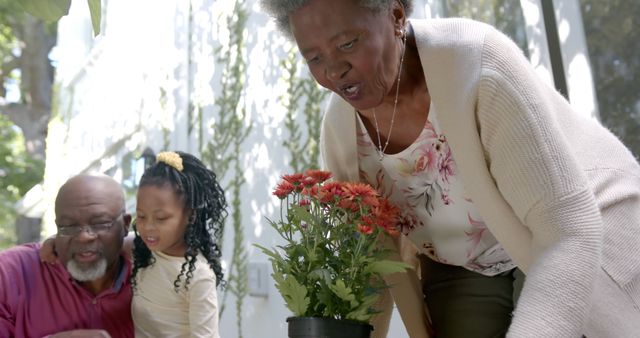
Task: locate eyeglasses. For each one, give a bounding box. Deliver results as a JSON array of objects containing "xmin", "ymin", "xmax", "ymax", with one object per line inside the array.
[{"xmin": 57, "ymin": 213, "xmax": 123, "ymax": 237}]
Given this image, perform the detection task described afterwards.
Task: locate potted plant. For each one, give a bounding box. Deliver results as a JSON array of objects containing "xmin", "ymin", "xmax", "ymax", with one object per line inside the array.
[{"xmin": 256, "ymin": 170, "xmax": 411, "ymax": 338}]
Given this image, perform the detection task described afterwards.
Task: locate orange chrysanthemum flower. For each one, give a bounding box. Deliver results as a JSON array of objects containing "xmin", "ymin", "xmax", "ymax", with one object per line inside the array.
[
  {"xmin": 301, "ymin": 176, "xmax": 318, "ymax": 187},
  {"xmin": 357, "ymin": 223, "xmax": 374, "ymax": 235},
  {"xmin": 273, "ymin": 180, "xmax": 295, "ymax": 199},
  {"xmin": 305, "ymin": 169, "xmax": 332, "ymax": 183},
  {"xmin": 372, "ymin": 199, "xmax": 400, "ymax": 236},
  {"xmin": 319, "ymin": 181, "xmax": 345, "ymax": 204},
  {"xmin": 301, "ymin": 184, "xmax": 319, "ymax": 198},
  {"xmin": 342, "ymin": 182, "xmax": 380, "ymax": 207},
  {"xmin": 282, "ymin": 173, "xmax": 305, "ymax": 185}
]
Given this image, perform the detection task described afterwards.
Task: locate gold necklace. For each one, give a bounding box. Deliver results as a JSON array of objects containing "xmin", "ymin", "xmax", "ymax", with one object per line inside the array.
[{"xmin": 372, "ymin": 29, "xmax": 407, "ymax": 161}]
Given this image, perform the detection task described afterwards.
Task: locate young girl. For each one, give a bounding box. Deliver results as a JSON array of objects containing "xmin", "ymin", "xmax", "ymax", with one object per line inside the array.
[
  {"xmin": 131, "ymin": 151, "xmax": 226, "ymax": 338},
  {"xmin": 41, "ymin": 151, "xmax": 226, "ymax": 338}
]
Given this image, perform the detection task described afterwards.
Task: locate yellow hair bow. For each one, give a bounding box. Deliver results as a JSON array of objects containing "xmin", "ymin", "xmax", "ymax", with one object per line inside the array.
[{"xmin": 156, "ymin": 151, "xmax": 184, "ymax": 172}]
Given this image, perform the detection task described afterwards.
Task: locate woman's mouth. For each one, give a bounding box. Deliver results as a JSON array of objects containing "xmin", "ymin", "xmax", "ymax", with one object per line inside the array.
[{"xmin": 340, "ymin": 83, "xmax": 361, "ymax": 100}]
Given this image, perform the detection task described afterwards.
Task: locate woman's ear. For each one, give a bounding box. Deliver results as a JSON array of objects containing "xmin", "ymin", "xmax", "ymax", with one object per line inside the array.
[{"xmin": 392, "ymin": 0, "xmax": 407, "ymax": 36}]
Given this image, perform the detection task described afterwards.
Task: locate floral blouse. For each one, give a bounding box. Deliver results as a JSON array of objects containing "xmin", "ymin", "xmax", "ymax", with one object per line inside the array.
[{"xmin": 356, "ymin": 104, "xmax": 515, "ymax": 276}]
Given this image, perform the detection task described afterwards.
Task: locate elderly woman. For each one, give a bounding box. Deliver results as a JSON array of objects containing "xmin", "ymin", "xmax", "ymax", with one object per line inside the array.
[{"xmin": 261, "ymin": 0, "xmax": 640, "ymax": 337}]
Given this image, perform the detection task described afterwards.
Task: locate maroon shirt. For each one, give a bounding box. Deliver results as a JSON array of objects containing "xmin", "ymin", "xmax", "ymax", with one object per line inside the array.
[{"xmin": 0, "ymin": 243, "xmax": 133, "ymax": 338}]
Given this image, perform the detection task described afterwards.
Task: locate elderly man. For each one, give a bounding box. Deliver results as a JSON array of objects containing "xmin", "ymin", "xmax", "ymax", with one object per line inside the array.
[{"xmin": 0, "ymin": 175, "xmax": 134, "ymax": 338}]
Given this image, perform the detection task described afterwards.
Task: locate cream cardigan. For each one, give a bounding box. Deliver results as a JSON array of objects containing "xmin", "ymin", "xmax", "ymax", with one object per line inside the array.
[{"xmin": 320, "ymin": 18, "xmax": 640, "ymax": 338}]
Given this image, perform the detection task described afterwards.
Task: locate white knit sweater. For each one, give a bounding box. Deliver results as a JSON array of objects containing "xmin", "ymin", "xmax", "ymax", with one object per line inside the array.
[{"xmin": 321, "ymin": 18, "xmax": 640, "ymax": 338}]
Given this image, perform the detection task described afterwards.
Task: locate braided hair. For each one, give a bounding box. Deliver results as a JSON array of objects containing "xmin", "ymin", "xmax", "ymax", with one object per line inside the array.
[{"xmin": 131, "ymin": 151, "xmax": 227, "ymax": 290}]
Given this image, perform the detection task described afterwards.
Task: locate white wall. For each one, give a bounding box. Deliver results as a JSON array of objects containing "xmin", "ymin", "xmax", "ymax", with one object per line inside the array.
[{"xmin": 43, "ymin": 0, "xmax": 194, "ymax": 232}]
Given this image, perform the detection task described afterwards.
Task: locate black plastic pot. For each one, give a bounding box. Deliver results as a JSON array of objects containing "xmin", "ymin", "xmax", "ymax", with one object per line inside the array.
[{"xmin": 287, "ymin": 316, "xmax": 373, "ymax": 338}]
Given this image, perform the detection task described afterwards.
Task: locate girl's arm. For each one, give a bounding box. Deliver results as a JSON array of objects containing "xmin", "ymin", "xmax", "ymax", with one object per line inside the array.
[
  {"xmin": 187, "ymin": 268, "xmax": 220, "ymax": 338},
  {"xmin": 40, "ymin": 233, "xmax": 135, "ymax": 263},
  {"xmin": 39, "ymin": 236, "xmax": 58, "ymax": 264},
  {"xmin": 123, "ymin": 232, "xmax": 135, "ymax": 258}
]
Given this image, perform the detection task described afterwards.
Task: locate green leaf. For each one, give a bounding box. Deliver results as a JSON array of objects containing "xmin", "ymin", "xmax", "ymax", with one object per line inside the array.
[
  {"xmin": 359, "ymin": 293, "xmax": 380, "ymax": 309},
  {"xmin": 271, "ymin": 264, "xmax": 285, "ymax": 283},
  {"xmin": 87, "ymin": 0, "xmax": 101, "ymax": 36},
  {"xmin": 253, "ymin": 243, "xmax": 282, "ymax": 262},
  {"xmin": 19, "ymin": 0, "xmax": 71, "ymax": 22},
  {"xmin": 346, "ymin": 293, "xmax": 379, "ymax": 322},
  {"xmin": 346, "ymin": 310, "xmax": 371, "ymax": 322},
  {"xmin": 364, "ymin": 260, "xmax": 412, "ymax": 276},
  {"xmin": 328, "ymin": 279, "xmax": 357, "ymax": 307},
  {"xmin": 289, "ymin": 205, "xmax": 315, "ymax": 226},
  {"xmin": 308, "ymin": 268, "xmax": 332, "ymax": 284},
  {"xmin": 346, "ymin": 306, "xmax": 371, "ymax": 322},
  {"xmin": 316, "ymin": 285, "xmax": 334, "ymax": 310},
  {"xmin": 279, "ymin": 276, "xmax": 310, "ymax": 316}
]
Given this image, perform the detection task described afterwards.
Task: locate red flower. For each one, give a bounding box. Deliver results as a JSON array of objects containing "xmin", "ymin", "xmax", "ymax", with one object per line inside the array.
[
  {"xmin": 282, "ymin": 173, "xmax": 305, "ymax": 191},
  {"xmin": 357, "ymin": 223, "xmax": 374, "ymax": 235},
  {"xmin": 273, "ymin": 180, "xmax": 295, "ymax": 199},
  {"xmin": 299, "ymin": 199, "xmax": 311, "ymax": 210},
  {"xmin": 361, "ymin": 215, "xmax": 377, "ymax": 227},
  {"xmin": 282, "ymin": 173, "xmax": 305, "ymax": 184},
  {"xmin": 342, "ymin": 182, "xmax": 379, "ymax": 208},
  {"xmin": 301, "ymin": 185, "xmax": 319, "ymax": 198},
  {"xmin": 337, "ymin": 198, "xmax": 359, "ymax": 212},
  {"xmin": 305, "ymin": 169, "xmax": 332, "ymax": 183},
  {"xmin": 319, "ymin": 181, "xmax": 345, "ymax": 204},
  {"xmin": 301, "ymin": 176, "xmax": 318, "ymax": 187},
  {"xmin": 372, "ymin": 199, "xmax": 400, "ymax": 236}
]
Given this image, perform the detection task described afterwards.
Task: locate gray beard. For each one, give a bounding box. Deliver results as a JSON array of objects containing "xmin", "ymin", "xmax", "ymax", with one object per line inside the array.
[{"xmin": 66, "ymin": 257, "xmax": 108, "ymax": 282}]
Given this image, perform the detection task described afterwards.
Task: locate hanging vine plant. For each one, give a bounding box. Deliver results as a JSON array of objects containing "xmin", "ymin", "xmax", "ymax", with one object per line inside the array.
[
  {"xmin": 281, "ymin": 47, "xmax": 328, "ymax": 172},
  {"xmin": 200, "ymin": 1, "xmax": 251, "ymax": 337}
]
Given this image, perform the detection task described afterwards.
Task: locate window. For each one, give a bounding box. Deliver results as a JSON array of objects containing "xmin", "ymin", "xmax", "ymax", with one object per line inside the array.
[
  {"xmin": 438, "ymin": 0, "xmax": 530, "ymax": 57},
  {"xmin": 580, "ymin": 1, "xmax": 640, "ymax": 157}
]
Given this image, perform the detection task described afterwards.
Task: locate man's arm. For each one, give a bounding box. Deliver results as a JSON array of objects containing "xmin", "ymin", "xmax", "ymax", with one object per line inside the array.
[
  {"xmin": 0, "ymin": 306, "xmax": 15, "ymax": 338},
  {"xmin": 49, "ymin": 329, "xmax": 112, "ymax": 338},
  {"xmin": 0, "ymin": 247, "xmax": 18, "ymax": 338}
]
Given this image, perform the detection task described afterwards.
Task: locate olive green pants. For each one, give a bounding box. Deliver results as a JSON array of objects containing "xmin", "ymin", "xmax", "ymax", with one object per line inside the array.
[{"xmin": 420, "ymin": 255, "xmax": 525, "ymax": 338}]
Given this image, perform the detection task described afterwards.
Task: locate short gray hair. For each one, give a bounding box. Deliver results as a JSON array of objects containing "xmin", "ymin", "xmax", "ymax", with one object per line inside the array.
[{"xmin": 260, "ymin": 0, "xmax": 414, "ymax": 39}]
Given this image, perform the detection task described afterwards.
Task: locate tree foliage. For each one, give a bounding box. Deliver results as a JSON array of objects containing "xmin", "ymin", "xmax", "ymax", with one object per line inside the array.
[
  {"xmin": 0, "ymin": 0, "xmax": 21, "ymax": 99},
  {"xmin": 0, "ymin": 0, "xmax": 102, "ymax": 246},
  {"xmin": 0, "ymin": 114, "xmax": 44, "ymax": 248},
  {"xmin": 0, "ymin": 0, "xmax": 51, "ymax": 246},
  {"xmin": 18, "ymin": 0, "xmax": 101, "ymax": 36}
]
